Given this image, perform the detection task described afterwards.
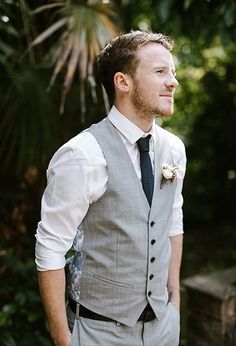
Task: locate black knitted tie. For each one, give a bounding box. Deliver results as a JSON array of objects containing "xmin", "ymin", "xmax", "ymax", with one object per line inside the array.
[{"xmin": 137, "ymin": 135, "xmax": 154, "ymax": 206}]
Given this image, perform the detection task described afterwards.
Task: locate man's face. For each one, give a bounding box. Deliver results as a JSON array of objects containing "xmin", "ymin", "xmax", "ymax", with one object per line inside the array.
[{"xmin": 130, "ymin": 43, "xmax": 178, "ymax": 118}]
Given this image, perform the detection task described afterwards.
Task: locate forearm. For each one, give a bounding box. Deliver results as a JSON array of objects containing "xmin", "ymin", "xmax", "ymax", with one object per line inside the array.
[
  {"xmin": 167, "ymin": 234, "xmax": 183, "ymax": 309},
  {"xmin": 38, "ymin": 268, "xmax": 71, "ymax": 346}
]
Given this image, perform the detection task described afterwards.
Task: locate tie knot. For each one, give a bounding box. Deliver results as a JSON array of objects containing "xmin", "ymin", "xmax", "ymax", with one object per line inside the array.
[{"xmin": 137, "ymin": 135, "xmax": 151, "ymax": 153}]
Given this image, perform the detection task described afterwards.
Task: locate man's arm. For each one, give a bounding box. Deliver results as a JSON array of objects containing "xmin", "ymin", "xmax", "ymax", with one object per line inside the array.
[
  {"xmin": 38, "ymin": 269, "xmax": 71, "ymax": 346},
  {"xmin": 167, "ymin": 234, "xmax": 183, "ymax": 310}
]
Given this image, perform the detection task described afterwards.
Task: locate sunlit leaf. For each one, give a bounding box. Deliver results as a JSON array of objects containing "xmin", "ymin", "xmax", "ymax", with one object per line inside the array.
[
  {"xmin": 47, "ymin": 35, "xmax": 73, "ymax": 90},
  {"xmin": 30, "ymin": 0, "xmax": 120, "ymax": 116}
]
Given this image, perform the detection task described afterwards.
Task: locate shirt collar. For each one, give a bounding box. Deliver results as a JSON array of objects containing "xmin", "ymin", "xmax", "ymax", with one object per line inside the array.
[{"xmin": 108, "ymin": 106, "xmax": 156, "ymax": 145}]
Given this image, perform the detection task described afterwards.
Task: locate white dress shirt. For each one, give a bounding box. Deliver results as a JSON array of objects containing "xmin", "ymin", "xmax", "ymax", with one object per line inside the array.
[{"xmin": 35, "ymin": 106, "xmax": 186, "ymax": 271}]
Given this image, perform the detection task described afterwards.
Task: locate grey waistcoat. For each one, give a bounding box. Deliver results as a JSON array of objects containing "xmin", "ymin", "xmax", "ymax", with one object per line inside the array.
[{"xmin": 77, "ymin": 118, "xmax": 177, "ymax": 327}]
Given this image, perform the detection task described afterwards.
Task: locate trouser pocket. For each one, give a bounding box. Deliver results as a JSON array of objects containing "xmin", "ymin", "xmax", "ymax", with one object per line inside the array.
[
  {"xmin": 69, "ymin": 320, "xmax": 80, "ymax": 346},
  {"xmin": 167, "ymin": 302, "xmax": 180, "ymax": 346}
]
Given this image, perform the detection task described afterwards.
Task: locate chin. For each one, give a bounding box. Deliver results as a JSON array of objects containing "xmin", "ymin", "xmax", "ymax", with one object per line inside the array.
[{"xmin": 155, "ymin": 108, "xmax": 173, "ymax": 117}]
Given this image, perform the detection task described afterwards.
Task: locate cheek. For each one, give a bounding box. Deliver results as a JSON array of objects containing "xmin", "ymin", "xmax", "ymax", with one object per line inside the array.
[
  {"xmin": 150, "ymin": 80, "xmax": 162, "ymax": 93},
  {"xmin": 135, "ymin": 78, "xmax": 161, "ymax": 99}
]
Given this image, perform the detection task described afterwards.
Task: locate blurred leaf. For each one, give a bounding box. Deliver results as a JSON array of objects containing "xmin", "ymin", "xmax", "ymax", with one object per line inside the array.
[
  {"xmin": 14, "ymin": 292, "xmax": 27, "ymax": 306},
  {"xmin": 1, "ymin": 335, "xmax": 17, "ymax": 346},
  {"xmin": 27, "ymin": 310, "xmax": 42, "ymax": 322},
  {"xmin": 0, "ymin": 312, "xmax": 11, "ymax": 327},
  {"xmin": 183, "ymin": 0, "xmax": 192, "ymax": 11},
  {"xmin": 0, "ymin": 21, "xmax": 19, "ymax": 37},
  {"xmin": 0, "ymin": 68, "xmax": 60, "ymax": 174},
  {"xmin": 31, "ymin": 0, "xmax": 120, "ymax": 116},
  {"xmin": 2, "ymin": 304, "xmax": 16, "ymax": 315},
  {"xmin": 0, "ymin": 0, "xmax": 19, "ymax": 63},
  {"xmin": 224, "ymin": 7, "xmax": 235, "ymax": 27},
  {"xmin": 31, "ymin": 18, "xmax": 67, "ymax": 46},
  {"xmin": 29, "ymin": 2, "xmax": 64, "ymax": 15},
  {"xmin": 19, "ymin": 0, "xmax": 36, "ymax": 64},
  {"xmin": 158, "ymin": 0, "xmax": 174, "ymax": 22},
  {"xmin": 0, "ymin": 39, "xmax": 16, "ymax": 57}
]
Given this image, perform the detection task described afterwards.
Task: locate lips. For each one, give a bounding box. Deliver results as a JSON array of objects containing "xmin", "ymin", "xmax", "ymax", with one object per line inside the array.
[{"xmin": 160, "ymin": 94, "xmax": 173, "ymax": 97}]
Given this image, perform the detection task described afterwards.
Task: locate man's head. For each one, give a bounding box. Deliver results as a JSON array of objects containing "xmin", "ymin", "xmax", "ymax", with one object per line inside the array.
[{"xmin": 97, "ymin": 30, "xmax": 175, "ymax": 106}]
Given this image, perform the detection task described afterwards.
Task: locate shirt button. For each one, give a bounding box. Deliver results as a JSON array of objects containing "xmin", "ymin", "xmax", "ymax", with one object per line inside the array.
[
  {"xmin": 150, "ymin": 221, "xmax": 155, "ymax": 227},
  {"xmin": 148, "ymin": 291, "xmax": 152, "ymax": 297},
  {"xmin": 150, "ymin": 257, "xmax": 155, "ymax": 263},
  {"xmin": 151, "ymin": 239, "xmax": 156, "ymax": 245},
  {"xmin": 149, "ymin": 274, "xmax": 154, "ymax": 280}
]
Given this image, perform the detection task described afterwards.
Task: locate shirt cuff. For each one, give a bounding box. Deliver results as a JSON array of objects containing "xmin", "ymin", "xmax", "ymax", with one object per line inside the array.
[{"xmin": 35, "ymin": 241, "xmax": 66, "ymax": 271}]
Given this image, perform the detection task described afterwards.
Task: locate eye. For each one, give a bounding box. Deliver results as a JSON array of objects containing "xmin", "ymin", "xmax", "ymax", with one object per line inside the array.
[{"xmin": 156, "ymin": 69, "xmax": 165, "ymax": 74}]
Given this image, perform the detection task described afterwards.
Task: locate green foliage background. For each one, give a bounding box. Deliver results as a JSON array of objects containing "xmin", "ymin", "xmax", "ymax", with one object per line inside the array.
[{"xmin": 0, "ymin": 0, "xmax": 235, "ymax": 345}]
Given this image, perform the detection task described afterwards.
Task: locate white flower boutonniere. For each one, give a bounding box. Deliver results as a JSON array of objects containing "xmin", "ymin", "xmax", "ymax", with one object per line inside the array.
[{"xmin": 160, "ymin": 163, "xmax": 178, "ymax": 189}]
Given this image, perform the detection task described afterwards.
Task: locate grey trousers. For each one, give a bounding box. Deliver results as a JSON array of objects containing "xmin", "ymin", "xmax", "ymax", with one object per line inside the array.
[{"xmin": 67, "ymin": 303, "xmax": 180, "ymax": 346}]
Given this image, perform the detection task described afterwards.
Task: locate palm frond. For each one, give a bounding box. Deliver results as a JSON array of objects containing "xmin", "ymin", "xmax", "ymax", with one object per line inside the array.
[
  {"xmin": 19, "ymin": 0, "xmax": 37, "ymax": 64},
  {"xmin": 59, "ymin": 37, "xmax": 80, "ymax": 114},
  {"xmin": 29, "ymin": 3, "xmax": 64, "ymax": 15},
  {"xmin": 0, "ymin": 39, "xmax": 17, "ymax": 58},
  {"xmin": 31, "ymin": 18, "xmax": 67, "ymax": 46},
  {"xmin": 47, "ymin": 35, "xmax": 73, "ymax": 90},
  {"xmin": 30, "ymin": 1, "xmax": 121, "ymax": 117},
  {"xmin": 0, "ymin": 21, "xmax": 19, "ymax": 37},
  {"xmin": 0, "ymin": 68, "xmax": 60, "ymax": 174},
  {"xmin": 0, "ymin": 0, "xmax": 20, "ymax": 64}
]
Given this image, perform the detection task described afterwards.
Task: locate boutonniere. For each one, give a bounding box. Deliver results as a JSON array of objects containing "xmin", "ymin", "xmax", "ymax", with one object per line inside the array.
[{"xmin": 160, "ymin": 163, "xmax": 178, "ymax": 189}]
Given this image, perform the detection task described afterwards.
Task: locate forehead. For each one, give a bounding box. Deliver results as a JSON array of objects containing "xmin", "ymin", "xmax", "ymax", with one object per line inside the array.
[{"xmin": 136, "ymin": 43, "xmax": 174, "ymax": 68}]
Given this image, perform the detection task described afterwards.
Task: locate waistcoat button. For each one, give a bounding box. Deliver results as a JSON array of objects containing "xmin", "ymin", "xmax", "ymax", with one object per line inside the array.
[
  {"xmin": 149, "ymin": 274, "xmax": 154, "ymax": 280},
  {"xmin": 151, "ymin": 239, "xmax": 156, "ymax": 245},
  {"xmin": 150, "ymin": 221, "xmax": 155, "ymax": 227},
  {"xmin": 150, "ymin": 257, "xmax": 155, "ymax": 263},
  {"xmin": 148, "ymin": 291, "xmax": 152, "ymax": 297}
]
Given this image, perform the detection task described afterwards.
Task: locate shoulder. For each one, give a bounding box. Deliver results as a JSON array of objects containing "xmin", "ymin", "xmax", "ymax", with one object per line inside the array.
[
  {"xmin": 154, "ymin": 123, "xmax": 185, "ymax": 155},
  {"xmin": 154, "ymin": 124, "xmax": 187, "ymax": 176},
  {"xmin": 48, "ymin": 130, "xmax": 103, "ymax": 170}
]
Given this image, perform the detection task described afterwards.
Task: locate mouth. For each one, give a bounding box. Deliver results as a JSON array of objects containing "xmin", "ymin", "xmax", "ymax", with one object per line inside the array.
[
  {"xmin": 160, "ymin": 94, "xmax": 173, "ymax": 98},
  {"xmin": 160, "ymin": 95, "xmax": 174, "ymax": 103}
]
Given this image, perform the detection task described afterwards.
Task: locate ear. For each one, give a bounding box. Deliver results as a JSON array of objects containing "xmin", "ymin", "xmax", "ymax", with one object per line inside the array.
[{"xmin": 113, "ymin": 72, "xmax": 132, "ymax": 93}]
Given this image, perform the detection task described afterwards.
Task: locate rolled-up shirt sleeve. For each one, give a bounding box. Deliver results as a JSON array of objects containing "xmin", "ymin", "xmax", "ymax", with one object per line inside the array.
[
  {"xmin": 169, "ymin": 137, "xmax": 187, "ymax": 236},
  {"xmin": 35, "ymin": 132, "xmax": 107, "ymax": 271}
]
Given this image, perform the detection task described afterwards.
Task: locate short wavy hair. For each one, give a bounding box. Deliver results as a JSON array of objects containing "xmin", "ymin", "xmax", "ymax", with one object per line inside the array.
[{"xmin": 97, "ymin": 30, "xmax": 174, "ymax": 104}]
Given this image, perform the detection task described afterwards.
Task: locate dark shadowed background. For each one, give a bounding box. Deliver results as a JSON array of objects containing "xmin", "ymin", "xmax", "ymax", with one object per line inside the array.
[{"xmin": 0, "ymin": 1, "xmax": 235, "ymax": 345}]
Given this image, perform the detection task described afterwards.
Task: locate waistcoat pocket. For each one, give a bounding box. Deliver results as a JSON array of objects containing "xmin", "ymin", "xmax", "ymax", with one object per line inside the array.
[{"xmin": 91, "ymin": 272, "xmax": 134, "ymax": 289}]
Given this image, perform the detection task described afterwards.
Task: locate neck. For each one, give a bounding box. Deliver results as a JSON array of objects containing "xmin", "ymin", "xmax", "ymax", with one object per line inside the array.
[{"xmin": 114, "ymin": 101, "xmax": 154, "ymax": 133}]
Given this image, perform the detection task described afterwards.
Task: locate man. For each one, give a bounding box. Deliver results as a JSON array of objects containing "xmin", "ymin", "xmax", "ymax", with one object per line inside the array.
[{"xmin": 35, "ymin": 30, "xmax": 186, "ymax": 346}]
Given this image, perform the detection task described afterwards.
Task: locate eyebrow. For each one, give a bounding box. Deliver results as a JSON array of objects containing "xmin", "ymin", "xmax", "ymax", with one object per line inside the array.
[
  {"xmin": 152, "ymin": 64, "xmax": 175, "ymax": 70},
  {"xmin": 152, "ymin": 65, "xmax": 176, "ymax": 74}
]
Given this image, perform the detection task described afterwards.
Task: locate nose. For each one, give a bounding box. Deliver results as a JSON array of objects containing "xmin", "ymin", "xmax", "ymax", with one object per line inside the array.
[{"xmin": 164, "ymin": 76, "xmax": 179, "ymax": 89}]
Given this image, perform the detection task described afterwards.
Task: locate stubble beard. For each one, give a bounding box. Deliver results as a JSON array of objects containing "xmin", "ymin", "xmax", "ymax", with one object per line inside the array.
[{"xmin": 131, "ymin": 81, "xmax": 174, "ymax": 118}]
